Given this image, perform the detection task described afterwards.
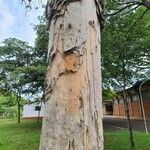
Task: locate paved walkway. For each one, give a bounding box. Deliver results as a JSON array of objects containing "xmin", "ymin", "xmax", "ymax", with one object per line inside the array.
[{"xmin": 103, "ymin": 116, "xmax": 150, "ymax": 132}]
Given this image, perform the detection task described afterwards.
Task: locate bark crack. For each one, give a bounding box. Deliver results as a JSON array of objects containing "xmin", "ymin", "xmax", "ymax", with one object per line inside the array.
[
  {"xmin": 94, "ymin": 0, "xmax": 105, "ymax": 30},
  {"xmin": 45, "ymin": 68, "xmax": 77, "ymax": 102},
  {"xmin": 68, "ymin": 139, "xmax": 75, "ymax": 150},
  {"xmin": 94, "ymin": 111, "xmax": 101, "ymax": 149},
  {"xmin": 46, "ymin": 0, "xmax": 81, "ymax": 26}
]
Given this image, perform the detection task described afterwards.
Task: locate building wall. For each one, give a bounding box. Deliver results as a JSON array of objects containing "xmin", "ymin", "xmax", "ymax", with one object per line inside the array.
[
  {"xmin": 128, "ymin": 101, "xmax": 133, "ymax": 117},
  {"xmin": 113, "ymin": 103, "xmax": 119, "ymax": 116},
  {"xmin": 119, "ymin": 103, "xmax": 125, "ymax": 116},
  {"xmin": 131, "ymin": 101, "xmax": 142, "ymax": 118},
  {"xmin": 113, "ymin": 85, "xmax": 150, "ymax": 119},
  {"xmin": 143, "ymin": 101, "xmax": 150, "ymax": 118},
  {"xmin": 113, "ymin": 100, "xmax": 150, "ymax": 119},
  {"xmin": 23, "ymin": 102, "xmax": 45, "ymax": 119}
]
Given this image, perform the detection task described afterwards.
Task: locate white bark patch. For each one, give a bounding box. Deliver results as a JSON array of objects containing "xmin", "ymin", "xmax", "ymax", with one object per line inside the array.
[
  {"xmin": 46, "ymin": 0, "xmax": 81, "ymax": 26},
  {"xmin": 63, "ymin": 2, "xmax": 86, "ymax": 54}
]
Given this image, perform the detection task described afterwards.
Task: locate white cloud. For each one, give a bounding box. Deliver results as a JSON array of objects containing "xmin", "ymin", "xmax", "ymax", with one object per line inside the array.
[
  {"xmin": 0, "ymin": 0, "xmax": 15, "ymax": 42},
  {"xmin": 0, "ymin": 0, "xmax": 46, "ymax": 46}
]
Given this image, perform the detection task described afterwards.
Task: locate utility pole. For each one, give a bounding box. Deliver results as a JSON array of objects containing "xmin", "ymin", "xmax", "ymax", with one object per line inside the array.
[{"xmin": 139, "ymin": 79, "xmax": 149, "ymax": 134}]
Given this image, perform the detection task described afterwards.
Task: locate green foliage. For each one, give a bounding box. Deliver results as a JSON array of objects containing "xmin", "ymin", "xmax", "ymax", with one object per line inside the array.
[
  {"xmin": 0, "ymin": 88, "xmax": 25, "ymax": 119},
  {"xmin": 0, "ymin": 15, "xmax": 47, "ymax": 122},
  {"xmin": 34, "ymin": 16, "xmax": 48, "ymax": 59},
  {"xmin": 0, "ymin": 107, "xmax": 18, "ymax": 119},
  {"xmin": 0, "ymin": 15, "xmax": 48, "ymax": 119},
  {"xmin": 31, "ymin": 15, "xmax": 48, "ymax": 97},
  {"xmin": 0, "ymin": 38, "xmax": 34, "ymax": 92},
  {"xmin": 105, "ymin": 0, "xmax": 150, "ymax": 17},
  {"xmin": 102, "ymin": 8, "xmax": 150, "ymax": 90},
  {"xmin": 0, "ymin": 36, "xmax": 47, "ymax": 98},
  {"xmin": 102, "ymin": 89, "xmax": 116, "ymax": 101}
]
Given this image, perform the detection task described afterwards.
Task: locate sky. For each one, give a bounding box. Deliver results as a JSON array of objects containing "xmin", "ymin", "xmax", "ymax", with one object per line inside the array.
[{"xmin": 0, "ymin": 0, "xmax": 46, "ymax": 46}]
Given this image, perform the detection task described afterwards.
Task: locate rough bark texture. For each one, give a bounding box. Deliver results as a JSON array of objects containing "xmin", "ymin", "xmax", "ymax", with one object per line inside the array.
[{"xmin": 40, "ymin": 0, "xmax": 104, "ymax": 149}]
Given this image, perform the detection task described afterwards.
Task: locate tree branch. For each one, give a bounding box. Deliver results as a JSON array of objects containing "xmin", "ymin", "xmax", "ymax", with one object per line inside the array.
[
  {"xmin": 128, "ymin": 8, "xmax": 149, "ymax": 31},
  {"xmin": 105, "ymin": 0, "xmax": 150, "ymax": 17},
  {"xmin": 121, "ymin": 4, "xmax": 141, "ymax": 15},
  {"xmin": 112, "ymin": 0, "xmax": 143, "ymax": 6},
  {"xmin": 105, "ymin": 3, "xmax": 139, "ymax": 17},
  {"xmin": 142, "ymin": 0, "xmax": 150, "ymax": 9}
]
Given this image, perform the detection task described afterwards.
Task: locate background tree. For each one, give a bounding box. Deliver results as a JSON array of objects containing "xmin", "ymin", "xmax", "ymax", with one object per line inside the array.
[
  {"xmin": 102, "ymin": 89, "xmax": 116, "ymax": 101},
  {"xmin": 32, "ymin": 15, "xmax": 48, "ymax": 100},
  {"xmin": 0, "ymin": 15, "xmax": 48, "ymax": 122},
  {"xmin": 102, "ymin": 4, "xmax": 150, "ymax": 148},
  {"xmin": 105, "ymin": 0, "xmax": 150, "ymax": 17},
  {"xmin": 0, "ymin": 89, "xmax": 19, "ymax": 119},
  {"xmin": 102, "ymin": 8, "xmax": 150, "ymax": 90},
  {"xmin": 0, "ymin": 38, "xmax": 33, "ymax": 122},
  {"xmin": 0, "ymin": 36, "xmax": 47, "ymax": 122}
]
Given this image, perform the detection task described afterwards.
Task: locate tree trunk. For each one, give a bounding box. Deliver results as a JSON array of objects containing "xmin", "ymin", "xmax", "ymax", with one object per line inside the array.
[
  {"xmin": 17, "ymin": 94, "xmax": 21, "ymax": 123},
  {"xmin": 40, "ymin": 0, "xmax": 104, "ymax": 149}
]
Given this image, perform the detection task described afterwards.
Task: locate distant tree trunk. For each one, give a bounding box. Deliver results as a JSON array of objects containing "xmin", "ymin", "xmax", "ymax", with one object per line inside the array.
[
  {"xmin": 16, "ymin": 93, "xmax": 21, "ymax": 123},
  {"xmin": 37, "ymin": 109, "xmax": 41, "ymax": 123},
  {"xmin": 122, "ymin": 48, "xmax": 134, "ymax": 148},
  {"xmin": 40, "ymin": 0, "xmax": 104, "ymax": 149},
  {"xmin": 37, "ymin": 102, "xmax": 42, "ymax": 123}
]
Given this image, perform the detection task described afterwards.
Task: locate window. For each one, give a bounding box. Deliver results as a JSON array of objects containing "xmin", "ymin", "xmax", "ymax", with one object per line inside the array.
[
  {"xmin": 127, "ymin": 97, "xmax": 130, "ymax": 102},
  {"xmin": 114, "ymin": 100, "xmax": 118, "ymax": 104},
  {"xmin": 35, "ymin": 106, "xmax": 41, "ymax": 111},
  {"xmin": 119, "ymin": 98, "xmax": 123, "ymax": 103},
  {"xmin": 142, "ymin": 90, "xmax": 150, "ymax": 100},
  {"xmin": 132, "ymin": 94, "xmax": 139, "ymax": 101}
]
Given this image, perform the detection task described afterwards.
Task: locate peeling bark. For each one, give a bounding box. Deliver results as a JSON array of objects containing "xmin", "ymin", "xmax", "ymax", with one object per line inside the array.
[{"xmin": 40, "ymin": 0, "xmax": 104, "ymax": 149}]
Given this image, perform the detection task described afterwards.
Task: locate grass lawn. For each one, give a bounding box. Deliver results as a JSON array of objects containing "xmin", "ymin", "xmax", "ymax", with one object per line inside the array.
[
  {"xmin": 104, "ymin": 130, "xmax": 150, "ymax": 150},
  {"xmin": 0, "ymin": 119, "xmax": 42, "ymax": 150},
  {"xmin": 0, "ymin": 119, "xmax": 150, "ymax": 150}
]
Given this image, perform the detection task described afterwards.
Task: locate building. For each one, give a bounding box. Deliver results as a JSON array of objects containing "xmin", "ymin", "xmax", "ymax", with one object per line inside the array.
[
  {"xmin": 23, "ymin": 102, "xmax": 45, "ymax": 119},
  {"xmin": 113, "ymin": 80, "xmax": 150, "ymax": 119}
]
